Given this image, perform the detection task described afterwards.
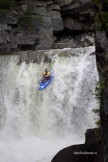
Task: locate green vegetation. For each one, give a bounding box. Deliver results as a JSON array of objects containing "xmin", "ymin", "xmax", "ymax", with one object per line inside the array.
[
  {"xmin": 95, "ymin": 119, "xmax": 101, "ymax": 127},
  {"xmin": 18, "ymin": 9, "xmax": 34, "ymax": 32},
  {"xmin": 93, "ymin": 0, "xmax": 108, "ymax": 36},
  {"xmin": 92, "ymin": 108, "xmax": 100, "ymax": 116},
  {"xmin": 92, "ymin": 80, "xmax": 107, "ymax": 127},
  {"xmin": 95, "ymin": 81, "xmax": 106, "ymax": 100},
  {"xmin": 92, "ymin": 108, "xmax": 101, "ymax": 127},
  {"xmin": 0, "ymin": 0, "xmax": 20, "ymax": 14}
]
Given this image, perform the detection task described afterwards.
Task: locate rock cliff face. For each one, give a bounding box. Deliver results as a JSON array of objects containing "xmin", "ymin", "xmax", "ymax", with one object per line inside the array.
[
  {"xmin": 95, "ymin": 10, "xmax": 108, "ymax": 162},
  {"xmin": 51, "ymin": 129, "xmax": 100, "ymax": 162},
  {"xmin": 0, "ymin": 0, "xmax": 94, "ymax": 52}
]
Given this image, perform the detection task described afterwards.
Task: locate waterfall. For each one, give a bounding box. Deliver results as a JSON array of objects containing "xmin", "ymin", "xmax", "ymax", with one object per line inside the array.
[{"xmin": 0, "ymin": 47, "xmax": 99, "ymax": 162}]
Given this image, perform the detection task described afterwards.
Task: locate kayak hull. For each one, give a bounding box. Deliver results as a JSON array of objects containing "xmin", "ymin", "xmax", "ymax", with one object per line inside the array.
[{"xmin": 38, "ymin": 76, "xmax": 53, "ymax": 90}]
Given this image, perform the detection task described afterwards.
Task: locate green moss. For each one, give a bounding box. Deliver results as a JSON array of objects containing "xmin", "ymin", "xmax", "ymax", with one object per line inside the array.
[
  {"xmin": 0, "ymin": 0, "xmax": 20, "ymax": 14},
  {"xmin": 95, "ymin": 119, "xmax": 101, "ymax": 127},
  {"xmin": 92, "ymin": 108, "xmax": 100, "ymax": 116},
  {"xmin": 95, "ymin": 81, "xmax": 106, "ymax": 100},
  {"xmin": 18, "ymin": 9, "xmax": 34, "ymax": 32},
  {"xmin": 93, "ymin": 0, "xmax": 108, "ymax": 33}
]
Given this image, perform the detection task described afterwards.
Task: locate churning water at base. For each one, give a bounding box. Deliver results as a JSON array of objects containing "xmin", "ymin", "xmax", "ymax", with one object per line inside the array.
[{"xmin": 0, "ymin": 47, "xmax": 98, "ymax": 162}]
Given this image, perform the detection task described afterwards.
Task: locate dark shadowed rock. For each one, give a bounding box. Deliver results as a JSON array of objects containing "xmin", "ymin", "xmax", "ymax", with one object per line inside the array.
[
  {"xmin": 18, "ymin": 50, "xmax": 52, "ymax": 64},
  {"xmin": 35, "ymin": 7, "xmax": 48, "ymax": 16},
  {"xmin": 0, "ymin": 43, "xmax": 11, "ymax": 52},
  {"xmin": 61, "ymin": 0, "xmax": 93, "ymax": 15},
  {"xmin": 96, "ymin": 31, "xmax": 108, "ymax": 52},
  {"xmin": 51, "ymin": 144, "xmax": 98, "ymax": 162},
  {"xmin": 0, "ymin": 31, "xmax": 11, "ymax": 44},
  {"xmin": 103, "ymin": 87, "xmax": 108, "ymax": 115},
  {"xmin": 0, "ymin": 24, "xmax": 11, "ymax": 31},
  {"xmin": 53, "ymin": 42, "xmax": 76, "ymax": 49},
  {"xmin": 36, "ymin": 44, "xmax": 53, "ymax": 50},
  {"xmin": 33, "ymin": 14, "xmax": 52, "ymax": 29},
  {"xmin": 0, "ymin": 15, "xmax": 17, "ymax": 25},
  {"xmin": 49, "ymin": 11, "xmax": 63, "ymax": 32},
  {"xmin": 21, "ymin": 4, "xmax": 28, "ymax": 12},
  {"xmin": 64, "ymin": 17, "xmax": 93, "ymax": 31},
  {"xmin": 15, "ymin": 33, "xmax": 39, "ymax": 46},
  {"xmin": 85, "ymin": 129, "xmax": 96, "ymax": 145},
  {"xmin": 51, "ymin": 4, "xmax": 61, "ymax": 11}
]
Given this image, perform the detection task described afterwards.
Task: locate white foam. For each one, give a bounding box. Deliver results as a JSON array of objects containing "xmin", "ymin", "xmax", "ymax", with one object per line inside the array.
[{"xmin": 0, "ymin": 46, "xmax": 99, "ymax": 162}]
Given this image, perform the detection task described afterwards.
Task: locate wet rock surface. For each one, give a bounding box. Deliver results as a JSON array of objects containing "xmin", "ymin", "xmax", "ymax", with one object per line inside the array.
[
  {"xmin": 0, "ymin": 0, "xmax": 94, "ymax": 52},
  {"xmin": 51, "ymin": 129, "xmax": 98, "ymax": 162}
]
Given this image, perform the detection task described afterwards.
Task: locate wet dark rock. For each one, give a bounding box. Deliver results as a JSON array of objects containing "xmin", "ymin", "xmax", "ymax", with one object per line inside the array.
[
  {"xmin": 85, "ymin": 129, "xmax": 96, "ymax": 145},
  {"xmin": 0, "ymin": 31, "xmax": 11, "ymax": 44},
  {"xmin": 21, "ymin": 4, "xmax": 28, "ymax": 12},
  {"xmin": 0, "ymin": 0, "xmax": 94, "ymax": 51},
  {"xmin": 51, "ymin": 144, "xmax": 98, "ymax": 162},
  {"xmin": 33, "ymin": 14, "xmax": 52, "ymax": 29},
  {"xmin": 96, "ymin": 31, "xmax": 108, "ymax": 52},
  {"xmin": 0, "ymin": 15, "xmax": 17, "ymax": 26},
  {"xmin": 61, "ymin": 0, "xmax": 93, "ymax": 15},
  {"xmin": 0, "ymin": 43, "xmax": 11, "ymax": 52},
  {"xmin": 103, "ymin": 87, "xmax": 108, "ymax": 115},
  {"xmin": 53, "ymin": 42, "xmax": 76, "ymax": 49},
  {"xmin": 0, "ymin": 24, "xmax": 11, "ymax": 31},
  {"xmin": 64, "ymin": 17, "xmax": 93, "ymax": 31},
  {"xmin": 36, "ymin": 44, "xmax": 53, "ymax": 50},
  {"xmin": 51, "ymin": 4, "xmax": 61, "ymax": 11},
  {"xmin": 49, "ymin": 11, "xmax": 63, "ymax": 32},
  {"xmin": 18, "ymin": 50, "xmax": 52, "ymax": 64},
  {"xmin": 15, "ymin": 33, "xmax": 39, "ymax": 46},
  {"xmin": 35, "ymin": 7, "xmax": 48, "ymax": 16}
]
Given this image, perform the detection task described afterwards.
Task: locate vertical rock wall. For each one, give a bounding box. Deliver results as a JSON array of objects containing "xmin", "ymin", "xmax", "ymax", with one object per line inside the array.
[
  {"xmin": 0, "ymin": 0, "xmax": 95, "ymax": 52},
  {"xmin": 94, "ymin": 1, "xmax": 108, "ymax": 162}
]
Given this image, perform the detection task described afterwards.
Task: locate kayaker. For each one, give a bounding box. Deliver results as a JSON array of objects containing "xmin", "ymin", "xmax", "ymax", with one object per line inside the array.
[{"xmin": 42, "ymin": 69, "xmax": 50, "ymax": 82}]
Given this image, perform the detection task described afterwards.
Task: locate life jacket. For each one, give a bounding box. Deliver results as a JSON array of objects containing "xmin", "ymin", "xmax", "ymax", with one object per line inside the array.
[{"xmin": 43, "ymin": 71, "xmax": 50, "ymax": 77}]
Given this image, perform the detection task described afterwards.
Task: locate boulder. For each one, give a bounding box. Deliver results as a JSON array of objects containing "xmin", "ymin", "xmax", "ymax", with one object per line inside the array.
[
  {"xmin": 0, "ymin": 15, "xmax": 17, "ymax": 25},
  {"xmin": 15, "ymin": 33, "xmax": 39, "ymax": 46},
  {"xmin": 0, "ymin": 31, "xmax": 11, "ymax": 44},
  {"xmin": 85, "ymin": 129, "xmax": 96, "ymax": 145},
  {"xmin": 36, "ymin": 44, "xmax": 53, "ymax": 50},
  {"xmin": 85, "ymin": 36, "xmax": 95, "ymax": 44},
  {"xmin": 0, "ymin": 24, "xmax": 11, "ymax": 31},
  {"xmin": 5, "ymin": 16, "xmax": 17, "ymax": 25},
  {"xmin": 51, "ymin": 144, "xmax": 98, "ymax": 162},
  {"xmin": 0, "ymin": 43, "xmax": 11, "ymax": 52},
  {"xmin": 96, "ymin": 31, "xmax": 108, "ymax": 52},
  {"xmin": 33, "ymin": 14, "xmax": 52, "ymax": 29},
  {"xmin": 21, "ymin": 4, "xmax": 28, "ymax": 12},
  {"xmin": 38, "ymin": 27, "xmax": 53, "ymax": 37},
  {"xmin": 35, "ymin": 7, "xmax": 48, "ymax": 16},
  {"xmin": 59, "ymin": 0, "xmax": 73, "ymax": 6},
  {"xmin": 61, "ymin": 0, "xmax": 93, "ymax": 15},
  {"xmin": 34, "ymin": 1, "xmax": 43, "ymax": 7},
  {"xmin": 64, "ymin": 17, "xmax": 83, "ymax": 30},
  {"xmin": 63, "ymin": 17, "xmax": 93, "ymax": 31},
  {"xmin": 49, "ymin": 11, "xmax": 63, "ymax": 32},
  {"xmin": 53, "ymin": 42, "xmax": 76, "ymax": 49},
  {"xmin": 18, "ymin": 50, "xmax": 51, "ymax": 64},
  {"xmin": 52, "ymin": 4, "xmax": 61, "ymax": 11}
]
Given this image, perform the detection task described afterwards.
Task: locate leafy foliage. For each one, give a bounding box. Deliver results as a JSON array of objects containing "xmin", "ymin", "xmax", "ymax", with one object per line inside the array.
[
  {"xmin": 95, "ymin": 81, "xmax": 106, "ymax": 100},
  {"xmin": 92, "ymin": 108, "xmax": 100, "ymax": 116}
]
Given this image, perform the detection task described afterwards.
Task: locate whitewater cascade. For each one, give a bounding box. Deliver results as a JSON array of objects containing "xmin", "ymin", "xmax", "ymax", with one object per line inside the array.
[{"xmin": 0, "ymin": 46, "xmax": 98, "ymax": 162}]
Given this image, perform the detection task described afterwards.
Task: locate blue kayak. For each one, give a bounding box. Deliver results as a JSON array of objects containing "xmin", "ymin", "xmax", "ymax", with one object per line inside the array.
[{"xmin": 38, "ymin": 75, "xmax": 54, "ymax": 90}]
